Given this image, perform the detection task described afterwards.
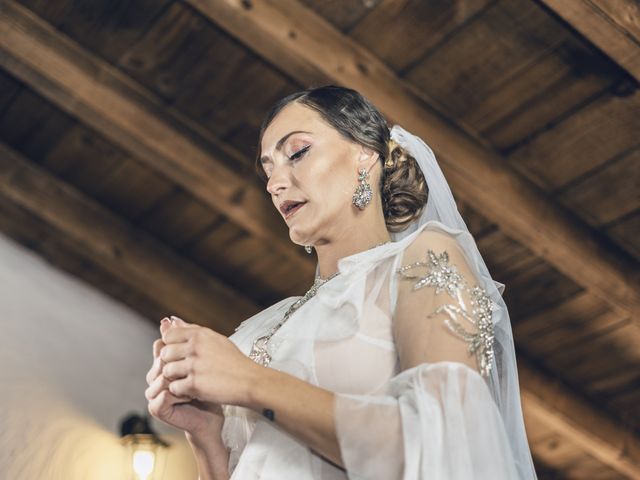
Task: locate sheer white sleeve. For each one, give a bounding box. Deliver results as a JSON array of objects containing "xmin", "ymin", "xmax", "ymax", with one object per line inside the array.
[{"xmin": 333, "ymin": 230, "xmax": 521, "ymax": 479}]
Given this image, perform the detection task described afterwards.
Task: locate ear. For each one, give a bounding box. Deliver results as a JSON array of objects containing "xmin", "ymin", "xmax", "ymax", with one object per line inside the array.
[{"xmin": 356, "ymin": 145, "xmax": 380, "ymax": 173}]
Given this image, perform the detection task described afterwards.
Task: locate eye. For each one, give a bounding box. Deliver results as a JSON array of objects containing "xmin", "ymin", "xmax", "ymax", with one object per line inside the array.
[{"xmin": 289, "ymin": 145, "xmax": 310, "ymax": 161}]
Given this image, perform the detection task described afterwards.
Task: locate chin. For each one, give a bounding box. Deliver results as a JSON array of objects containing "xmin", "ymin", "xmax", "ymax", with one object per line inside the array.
[
  {"xmin": 288, "ymin": 220, "xmax": 319, "ymax": 247},
  {"xmin": 288, "ymin": 227, "xmax": 308, "ymax": 246}
]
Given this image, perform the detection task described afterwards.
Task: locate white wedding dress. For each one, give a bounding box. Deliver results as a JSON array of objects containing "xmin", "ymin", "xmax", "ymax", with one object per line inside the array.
[{"xmin": 221, "ymin": 220, "xmax": 537, "ymax": 479}]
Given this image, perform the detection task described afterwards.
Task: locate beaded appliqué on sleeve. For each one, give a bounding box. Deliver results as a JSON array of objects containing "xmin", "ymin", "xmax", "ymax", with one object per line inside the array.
[{"xmin": 396, "ymin": 249, "xmax": 495, "ymax": 377}]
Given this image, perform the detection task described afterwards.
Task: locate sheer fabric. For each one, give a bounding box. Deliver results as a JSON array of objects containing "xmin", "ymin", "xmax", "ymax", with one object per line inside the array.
[{"xmin": 221, "ymin": 219, "xmax": 535, "ymax": 479}]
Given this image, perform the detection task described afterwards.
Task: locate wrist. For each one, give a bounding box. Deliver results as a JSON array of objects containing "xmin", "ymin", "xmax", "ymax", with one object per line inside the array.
[
  {"xmin": 239, "ymin": 361, "xmax": 269, "ymax": 408},
  {"xmin": 185, "ymin": 430, "xmax": 230, "ymax": 480},
  {"xmin": 242, "ymin": 362, "xmax": 280, "ymax": 413},
  {"xmin": 185, "ymin": 417, "xmax": 223, "ymax": 448}
]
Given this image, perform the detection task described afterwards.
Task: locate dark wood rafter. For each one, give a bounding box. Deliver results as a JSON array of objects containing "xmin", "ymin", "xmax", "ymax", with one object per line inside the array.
[
  {"xmin": 0, "ymin": 1, "xmax": 316, "ymax": 285},
  {"xmin": 184, "ymin": 0, "xmax": 640, "ymax": 322},
  {"xmin": 0, "ymin": 142, "xmax": 258, "ymax": 335},
  {"xmin": 538, "ymin": 0, "xmax": 640, "ymax": 83},
  {"xmin": 518, "ymin": 356, "xmax": 640, "ymax": 478}
]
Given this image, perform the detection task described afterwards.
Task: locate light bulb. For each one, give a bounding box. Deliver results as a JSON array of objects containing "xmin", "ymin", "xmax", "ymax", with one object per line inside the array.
[{"xmin": 133, "ymin": 450, "xmax": 155, "ymax": 480}]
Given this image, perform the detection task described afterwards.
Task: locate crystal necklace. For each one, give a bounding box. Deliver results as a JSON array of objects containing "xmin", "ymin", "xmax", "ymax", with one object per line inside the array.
[{"xmin": 248, "ymin": 240, "xmax": 391, "ymax": 367}]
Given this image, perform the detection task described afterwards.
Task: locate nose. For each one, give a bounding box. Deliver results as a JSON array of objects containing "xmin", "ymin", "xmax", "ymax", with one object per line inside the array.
[{"xmin": 266, "ymin": 162, "xmax": 291, "ymax": 196}]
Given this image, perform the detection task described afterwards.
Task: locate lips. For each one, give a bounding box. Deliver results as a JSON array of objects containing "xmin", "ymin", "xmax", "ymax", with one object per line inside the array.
[{"xmin": 280, "ymin": 200, "xmax": 307, "ymax": 219}]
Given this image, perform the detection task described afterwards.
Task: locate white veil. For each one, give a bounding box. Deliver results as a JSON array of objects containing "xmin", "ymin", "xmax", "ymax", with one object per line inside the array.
[{"xmin": 388, "ymin": 124, "xmax": 538, "ymax": 479}]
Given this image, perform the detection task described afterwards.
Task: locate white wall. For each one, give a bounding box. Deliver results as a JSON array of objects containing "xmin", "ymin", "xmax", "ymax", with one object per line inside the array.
[{"xmin": 0, "ymin": 233, "xmax": 198, "ymax": 480}]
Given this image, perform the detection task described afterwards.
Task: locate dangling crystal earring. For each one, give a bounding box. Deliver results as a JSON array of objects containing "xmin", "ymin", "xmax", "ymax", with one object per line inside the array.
[
  {"xmin": 352, "ymin": 168, "xmax": 372, "ymax": 210},
  {"xmin": 305, "ymin": 245, "xmax": 313, "ymax": 254}
]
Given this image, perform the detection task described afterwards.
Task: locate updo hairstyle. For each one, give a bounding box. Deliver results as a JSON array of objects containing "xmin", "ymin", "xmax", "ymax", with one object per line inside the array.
[{"xmin": 254, "ymin": 85, "xmax": 428, "ymax": 233}]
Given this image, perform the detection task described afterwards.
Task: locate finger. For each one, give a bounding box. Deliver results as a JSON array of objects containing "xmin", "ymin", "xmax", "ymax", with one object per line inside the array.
[
  {"xmin": 146, "ymin": 374, "xmax": 191, "ymax": 402},
  {"xmin": 162, "ymin": 358, "xmax": 191, "ymax": 381},
  {"xmin": 148, "ymin": 390, "xmax": 190, "ymax": 418},
  {"xmin": 153, "ymin": 338, "xmax": 165, "ymax": 359},
  {"xmin": 162, "ymin": 325, "xmax": 195, "ymax": 344},
  {"xmin": 160, "ymin": 342, "xmax": 190, "ymax": 363},
  {"xmin": 160, "ymin": 317, "xmax": 172, "ymax": 337},
  {"xmin": 146, "ymin": 355, "xmax": 164, "ymax": 385},
  {"xmin": 145, "ymin": 373, "xmax": 170, "ymax": 400},
  {"xmin": 168, "ymin": 377, "xmax": 196, "ymax": 399}
]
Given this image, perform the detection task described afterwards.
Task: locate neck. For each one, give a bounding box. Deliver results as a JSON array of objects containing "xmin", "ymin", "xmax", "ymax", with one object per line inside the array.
[{"xmin": 314, "ymin": 212, "xmax": 391, "ymax": 280}]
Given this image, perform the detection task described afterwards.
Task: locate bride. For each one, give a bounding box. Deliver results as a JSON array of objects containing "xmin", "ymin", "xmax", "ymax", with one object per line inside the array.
[{"xmin": 144, "ymin": 85, "xmax": 538, "ymax": 479}]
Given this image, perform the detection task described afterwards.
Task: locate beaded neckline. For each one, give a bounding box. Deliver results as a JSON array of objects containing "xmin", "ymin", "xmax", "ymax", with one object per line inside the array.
[{"xmin": 248, "ymin": 239, "xmax": 391, "ymax": 367}]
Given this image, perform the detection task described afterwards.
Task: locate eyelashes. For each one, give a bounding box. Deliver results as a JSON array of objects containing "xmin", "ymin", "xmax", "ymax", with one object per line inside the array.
[
  {"xmin": 265, "ymin": 145, "xmax": 311, "ymax": 179},
  {"xmin": 289, "ymin": 144, "xmax": 311, "ymax": 161}
]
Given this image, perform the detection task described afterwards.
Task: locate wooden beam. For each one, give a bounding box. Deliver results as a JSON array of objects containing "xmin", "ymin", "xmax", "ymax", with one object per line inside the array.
[
  {"xmin": 0, "ymin": 142, "xmax": 258, "ymax": 335},
  {"xmin": 0, "ymin": 1, "xmax": 315, "ymax": 284},
  {"xmin": 0, "ymin": 200, "xmax": 172, "ymax": 324},
  {"xmin": 185, "ymin": 0, "xmax": 640, "ymax": 319},
  {"xmin": 538, "ymin": 0, "xmax": 640, "ymax": 83},
  {"xmin": 519, "ymin": 357, "xmax": 640, "ymax": 479}
]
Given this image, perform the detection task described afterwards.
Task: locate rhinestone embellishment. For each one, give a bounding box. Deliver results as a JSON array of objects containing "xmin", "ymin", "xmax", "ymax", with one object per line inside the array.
[
  {"xmin": 352, "ymin": 168, "xmax": 372, "ymax": 210},
  {"xmin": 396, "ymin": 249, "xmax": 496, "ymax": 377},
  {"xmin": 248, "ymin": 272, "xmax": 340, "ymax": 367}
]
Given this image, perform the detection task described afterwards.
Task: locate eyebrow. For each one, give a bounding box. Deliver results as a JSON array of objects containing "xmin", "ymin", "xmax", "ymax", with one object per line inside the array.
[{"xmin": 260, "ymin": 130, "xmax": 311, "ymax": 164}]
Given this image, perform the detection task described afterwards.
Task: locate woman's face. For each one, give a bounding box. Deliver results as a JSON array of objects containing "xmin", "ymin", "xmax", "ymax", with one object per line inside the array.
[{"xmin": 260, "ymin": 102, "xmax": 378, "ymax": 247}]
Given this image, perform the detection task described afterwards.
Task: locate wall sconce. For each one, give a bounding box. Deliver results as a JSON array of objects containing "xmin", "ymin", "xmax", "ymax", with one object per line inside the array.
[{"xmin": 119, "ymin": 413, "xmax": 170, "ymax": 480}]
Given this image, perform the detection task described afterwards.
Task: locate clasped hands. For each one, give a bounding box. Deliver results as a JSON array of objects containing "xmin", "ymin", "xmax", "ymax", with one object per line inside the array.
[{"xmin": 145, "ymin": 315, "xmax": 259, "ymax": 435}]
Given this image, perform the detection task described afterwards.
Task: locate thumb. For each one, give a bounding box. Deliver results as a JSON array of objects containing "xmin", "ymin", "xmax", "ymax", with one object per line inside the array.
[{"xmin": 159, "ymin": 317, "xmax": 172, "ymax": 336}]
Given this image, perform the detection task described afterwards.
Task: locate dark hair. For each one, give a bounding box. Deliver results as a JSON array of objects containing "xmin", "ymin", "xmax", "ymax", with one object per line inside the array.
[{"xmin": 255, "ymin": 85, "xmax": 428, "ymax": 233}]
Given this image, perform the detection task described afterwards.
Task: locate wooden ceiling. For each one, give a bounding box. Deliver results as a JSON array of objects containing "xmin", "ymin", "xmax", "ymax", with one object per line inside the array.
[{"xmin": 0, "ymin": 0, "xmax": 638, "ymax": 477}]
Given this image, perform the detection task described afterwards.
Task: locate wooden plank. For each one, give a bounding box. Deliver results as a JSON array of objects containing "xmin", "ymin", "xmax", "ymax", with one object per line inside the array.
[
  {"xmin": 91, "ymin": 157, "xmax": 176, "ymax": 221},
  {"xmin": 607, "ymin": 210, "xmax": 640, "ymax": 260},
  {"xmin": 514, "ymin": 291, "xmax": 609, "ymax": 340},
  {"xmin": 117, "ymin": 2, "xmax": 222, "ymax": 104},
  {"xmin": 405, "ymin": 0, "xmax": 570, "ymax": 121},
  {"xmin": 55, "ymin": 0, "xmax": 172, "ymax": 66},
  {"xmin": 523, "ymin": 310, "xmax": 628, "ymax": 358},
  {"xmin": 0, "ymin": 142, "xmax": 258, "ymax": 334},
  {"xmin": 0, "ymin": 71, "xmax": 21, "ymax": 115},
  {"xmin": 137, "ymin": 189, "xmax": 219, "ymax": 251},
  {"xmin": 529, "ymin": 432, "xmax": 584, "ymax": 474},
  {"xmin": 348, "ymin": 0, "xmax": 493, "ymax": 72},
  {"xmin": 184, "ymin": 0, "xmax": 640, "ymax": 322},
  {"xmin": 558, "ymin": 147, "xmax": 640, "ymax": 227},
  {"xmin": 457, "ymin": 201, "xmax": 495, "ymax": 237},
  {"xmin": 471, "ymin": 37, "xmax": 621, "ymax": 148},
  {"xmin": 0, "ymin": 87, "xmax": 76, "ymax": 163},
  {"xmin": 485, "ymin": 63, "xmax": 613, "ymax": 152},
  {"xmin": 16, "ymin": 0, "xmax": 72, "ymax": 27},
  {"xmin": 508, "ymin": 91, "xmax": 640, "ymax": 192},
  {"xmin": 475, "ymin": 228, "xmax": 535, "ymax": 280},
  {"xmin": 299, "ymin": 0, "xmax": 382, "ymax": 33},
  {"xmin": 0, "ymin": 1, "xmax": 315, "ymax": 285},
  {"xmin": 501, "ymin": 259, "xmax": 584, "ymax": 321},
  {"xmin": 39, "ymin": 123, "xmax": 125, "ymax": 181},
  {"xmin": 187, "ymin": 220, "xmax": 287, "ymax": 305},
  {"xmin": 519, "ymin": 356, "xmax": 640, "ymax": 478},
  {"xmin": 539, "ymin": 0, "xmax": 640, "ymax": 82},
  {"xmin": 588, "ymin": 366, "xmax": 640, "ymax": 398}
]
